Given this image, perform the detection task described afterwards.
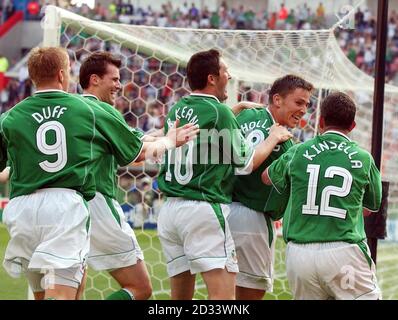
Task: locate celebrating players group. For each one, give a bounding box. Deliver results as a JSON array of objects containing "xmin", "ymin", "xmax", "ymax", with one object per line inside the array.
[{"xmin": 0, "ymin": 46, "xmax": 381, "ymax": 300}]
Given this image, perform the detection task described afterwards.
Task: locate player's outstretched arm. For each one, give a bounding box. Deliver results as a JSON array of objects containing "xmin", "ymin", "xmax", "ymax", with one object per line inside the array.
[
  {"xmin": 135, "ymin": 119, "xmax": 199, "ymax": 162},
  {"xmin": 231, "ymin": 101, "xmax": 263, "ymax": 115},
  {"xmin": 251, "ymin": 123, "xmax": 292, "ymax": 171},
  {"xmin": 261, "ymin": 167, "xmax": 272, "ymax": 185},
  {"xmin": 142, "ymin": 129, "xmax": 165, "ymax": 142}
]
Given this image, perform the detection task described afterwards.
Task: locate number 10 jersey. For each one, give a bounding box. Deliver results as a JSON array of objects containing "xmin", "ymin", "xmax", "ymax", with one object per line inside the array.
[{"xmin": 158, "ymin": 94, "xmax": 254, "ymax": 204}]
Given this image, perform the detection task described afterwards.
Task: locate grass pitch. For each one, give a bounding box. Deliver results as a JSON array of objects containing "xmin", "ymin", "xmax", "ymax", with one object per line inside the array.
[{"xmin": 1, "ymin": 224, "xmax": 397, "ymax": 300}]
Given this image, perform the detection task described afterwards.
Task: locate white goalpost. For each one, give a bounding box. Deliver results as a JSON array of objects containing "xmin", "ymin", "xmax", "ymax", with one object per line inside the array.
[{"xmin": 39, "ymin": 4, "xmax": 398, "ymax": 300}]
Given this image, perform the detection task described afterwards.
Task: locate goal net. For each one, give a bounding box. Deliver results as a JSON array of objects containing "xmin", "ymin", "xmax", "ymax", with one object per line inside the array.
[{"xmin": 41, "ymin": 4, "xmax": 398, "ymax": 299}]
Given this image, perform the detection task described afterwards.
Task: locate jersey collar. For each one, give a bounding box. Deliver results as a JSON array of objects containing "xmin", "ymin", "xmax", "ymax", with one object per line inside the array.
[
  {"xmin": 265, "ymin": 107, "xmax": 276, "ymax": 124},
  {"xmin": 34, "ymin": 89, "xmax": 66, "ymax": 94},
  {"xmin": 190, "ymin": 93, "xmax": 220, "ymax": 103},
  {"xmin": 322, "ymin": 130, "xmax": 352, "ymax": 141},
  {"xmin": 82, "ymin": 93, "xmax": 99, "ymax": 100}
]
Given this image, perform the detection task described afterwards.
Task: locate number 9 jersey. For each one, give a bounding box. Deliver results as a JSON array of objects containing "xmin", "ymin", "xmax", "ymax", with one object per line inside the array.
[
  {"xmin": 0, "ymin": 90, "xmax": 143, "ymax": 201},
  {"xmin": 267, "ymin": 130, "xmax": 382, "ymax": 244}
]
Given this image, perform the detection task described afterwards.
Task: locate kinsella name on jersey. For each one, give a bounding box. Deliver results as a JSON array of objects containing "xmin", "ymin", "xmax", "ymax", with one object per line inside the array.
[{"xmin": 302, "ymin": 140, "xmax": 362, "ymax": 169}]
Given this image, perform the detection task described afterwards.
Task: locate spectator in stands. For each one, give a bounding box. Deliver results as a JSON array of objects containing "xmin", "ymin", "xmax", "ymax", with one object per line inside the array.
[
  {"xmin": 297, "ymin": 3, "xmax": 309, "ymax": 29},
  {"xmin": 0, "ymin": 53, "xmax": 8, "ymax": 111},
  {"xmin": 285, "ymin": 9, "xmax": 296, "ymax": 30},
  {"xmin": 3, "ymin": 0, "xmax": 14, "ymax": 21},
  {"xmin": 278, "ymin": 3, "xmax": 288, "ymax": 21},
  {"xmin": 268, "ymin": 11, "xmax": 277, "ymax": 30},
  {"xmin": 27, "ymin": 0, "xmax": 40, "ymax": 21},
  {"xmin": 355, "ymin": 8, "xmax": 365, "ymax": 29},
  {"xmin": 0, "ymin": 54, "xmax": 9, "ymax": 73},
  {"xmin": 0, "ymin": 2, "xmax": 3, "ymax": 24},
  {"xmin": 93, "ymin": 2, "xmax": 107, "ymax": 21},
  {"xmin": 4, "ymin": 2, "xmax": 398, "ymax": 118},
  {"xmin": 316, "ymin": 2, "xmax": 325, "ymax": 27}
]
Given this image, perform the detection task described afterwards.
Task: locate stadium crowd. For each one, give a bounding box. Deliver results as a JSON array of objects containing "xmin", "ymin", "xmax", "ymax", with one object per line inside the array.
[{"xmin": 1, "ymin": 1, "xmax": 397, "ymax": 114}]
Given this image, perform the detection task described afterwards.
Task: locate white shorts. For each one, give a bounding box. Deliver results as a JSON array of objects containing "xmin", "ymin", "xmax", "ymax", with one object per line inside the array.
[
  {"xmin": 286, "ymin": 241, "xmax": 381, "ymax": 300},
  {"xmin": 25, "ymin": 261, "xmax": 85, "ymax": 292},
  {"xmin": 2, "ymin": 188, "xmax": 90, "ymax": 290},
  {"xmin": 228, "ymin": 202, "xmax": 276, "ymax": 291},
  {"xmin": 157, "ymin": 198, "xmax": 238, "ymax": 277},
  {"xmin": 87, "ymin": 192, "xmax": 144, "ymax": 271}
]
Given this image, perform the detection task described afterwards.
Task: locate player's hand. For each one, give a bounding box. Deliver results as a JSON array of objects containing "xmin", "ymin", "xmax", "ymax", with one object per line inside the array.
[
  {"xmin": 268, "ymin": 123, "xmax": 293, "ymax": 144},
  {"xmin": 231, "ymin": 101, "xmax": 263, "ymax": 115},
  {"xmin": 165, "ymin": 119, "xmax": 200, "ymax": 148}
]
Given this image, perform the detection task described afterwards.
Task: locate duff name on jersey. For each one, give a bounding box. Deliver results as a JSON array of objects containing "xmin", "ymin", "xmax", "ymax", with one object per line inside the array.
[
  {"xmin": 32, "ymin": 105, "xmax": 67, "ymax": 124},
  {"xmin": 302, "ymin": 139, "xmax": 363, "ymax": 169}
]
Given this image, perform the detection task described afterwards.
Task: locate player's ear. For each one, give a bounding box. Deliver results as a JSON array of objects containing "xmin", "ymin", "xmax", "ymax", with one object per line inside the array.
[
  {"xmin": 273, "ymin": 94, "xmax": 282, "ymax": 108},
  {"xmin": 207, "ymin": 74, "xmax": 216, "ymax": 87},
  {"xmin": 58, "ymin": 68, "xmax": 65, "ymax": 84},
  {"xmin": 319, "ymin": 116, "xmax": 325, "ymax": 130},
  {"xmin": 348, "ymin": 120, "xmax": 356, "ymax": 132},
  {"xmin": 90, "ymin": 74, "xmax": 100, "ymax": 86}
]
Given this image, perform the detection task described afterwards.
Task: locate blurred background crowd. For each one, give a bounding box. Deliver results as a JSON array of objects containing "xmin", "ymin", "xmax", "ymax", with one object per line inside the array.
[{"xmin": 1, "ymin": 0, "xmax": 397, "ymax": 112}]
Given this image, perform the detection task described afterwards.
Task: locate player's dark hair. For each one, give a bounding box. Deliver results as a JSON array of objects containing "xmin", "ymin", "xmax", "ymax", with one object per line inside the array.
[
  {"xmin": 187, "ymin": 49, "xmax": 220, "ymax": 91},
  {"xmin": 79, "ymin": 51, "xmax": 122, "ymax": 89},
  {"xmin": 321, "ymin": 92, "xmax": 356, "ymax": 130},
  {"xmin": 268, "ymin": 74, "xmax": 314, "ymax": 105}
]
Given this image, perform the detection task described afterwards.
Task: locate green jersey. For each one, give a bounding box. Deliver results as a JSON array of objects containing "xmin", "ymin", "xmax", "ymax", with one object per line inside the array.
[
  {"xmin": 158, "ymin": 94, "xmax": 254, "ymax": 203},
  {"xmin": 0, "ymin": 90, "xmax": 143, "ymax": 201},
  {"xmin": 232, "ymin": 108, "xmax": 293, "ymax": 218},
  {"xmin": 81, "ymin": 94, "xmax": 144, "ymax": 199},
  {"xmin": 267, "ymin": 131, "xmax": 382, "ymax": 244}
]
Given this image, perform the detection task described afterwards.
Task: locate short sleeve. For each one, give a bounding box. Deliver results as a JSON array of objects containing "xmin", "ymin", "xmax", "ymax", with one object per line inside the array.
[
  {"xmin": 363, "ymin": 155, "xmax": 382, "ymax": 212},
  {"xmin": 0, "ymin": 115, "xmax": 8, "ymax": 171},
  {"xmin": 267, "ymin": 145, "xmax": 298, "ymax": 194},
  {"xmin": 0, "ymin": 136, "xmax": 7, "ymax": 171},
  {"xmin": 94, "ymin": 107, "xmax": 144, "ymax": 166}
]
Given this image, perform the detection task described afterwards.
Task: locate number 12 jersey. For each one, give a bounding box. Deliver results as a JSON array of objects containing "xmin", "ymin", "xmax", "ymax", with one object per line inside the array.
[{"xmin": 267, "ymin": 131, "xmax": 382, "ymax": 244}]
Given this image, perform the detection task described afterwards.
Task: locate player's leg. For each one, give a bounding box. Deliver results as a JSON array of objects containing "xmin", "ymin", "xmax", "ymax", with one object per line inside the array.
[
  {"xmin": 2, "ymin": 190, "xmax": 89, "ymax": 300},
  {"xmin": 236, "ymin": 287, "xmax": 265, "ymax": 300},
  {"xmin": 109, "ymin": 260, "xmax": 152, "ymax": 300},
  {"xmin": 26, "ymin": 263, "xmax": 84, "ymax": 300},
  {"xmin": 75, "ymin": 268, "xmax": 88, "ymax": 300},
  {"xmin": 170, "ymin": 271, "xmax": 196, "ymax": 300},
  {"xmin": 318, "ymin": 241, "xmax": 381, "ymax": 300},
  {"xmin": 26, "ymin": 270, "xmax": 45, "ymax": 300},
  {"xmin": 157, "ymin": 198, "xmax": 194, "ymax": 299},
  {"xmin": 32, "ymin": 189, "xmax": 90, "ymax": 300},
  {"xmin": 87, "ymin": 193, "xmax": 152, "ymax": 300},
  {"xmin": 27, "ymin": 270, "xmax": 82, "ymax": 300},
  {"xmin": 44, "ymin": 285, "xmax": 78, "ymax": 300},
  {"xmin": 228, "ymin": 202, "xmax": 275, "ymax": 300},
  {"xmin": 34, "ymin": 292, "xmax": 45, "ymax": 300},
  {"xmin": 201, "ymin": 268, "xmax": 236, "ymax": 300},
  {"xmin": 185, "ymin": 202, "xmax": 238, "ymax": 299}
]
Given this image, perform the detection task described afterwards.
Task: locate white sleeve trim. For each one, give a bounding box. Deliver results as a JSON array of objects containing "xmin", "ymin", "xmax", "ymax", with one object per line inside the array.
[
  {"xmin": 363, "ymin": 206, "xmax": 379, "ymax": 213},
  {"xmin": 267, "ymin": 171, "xmax": 284, "ymax": 195},
  {"xmin": 234, "ymin": 149, "xmax": 255, "ymax": 175},
  {"xmin": 128, "ymin": 140, "xmax": 145, "ymax": 164}
]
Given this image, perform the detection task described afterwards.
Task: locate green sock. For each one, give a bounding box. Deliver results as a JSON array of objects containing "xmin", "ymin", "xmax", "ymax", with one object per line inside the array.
[{"xmin": 105, "ymin": 288, "xmax": 135, "ymax": 300}]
